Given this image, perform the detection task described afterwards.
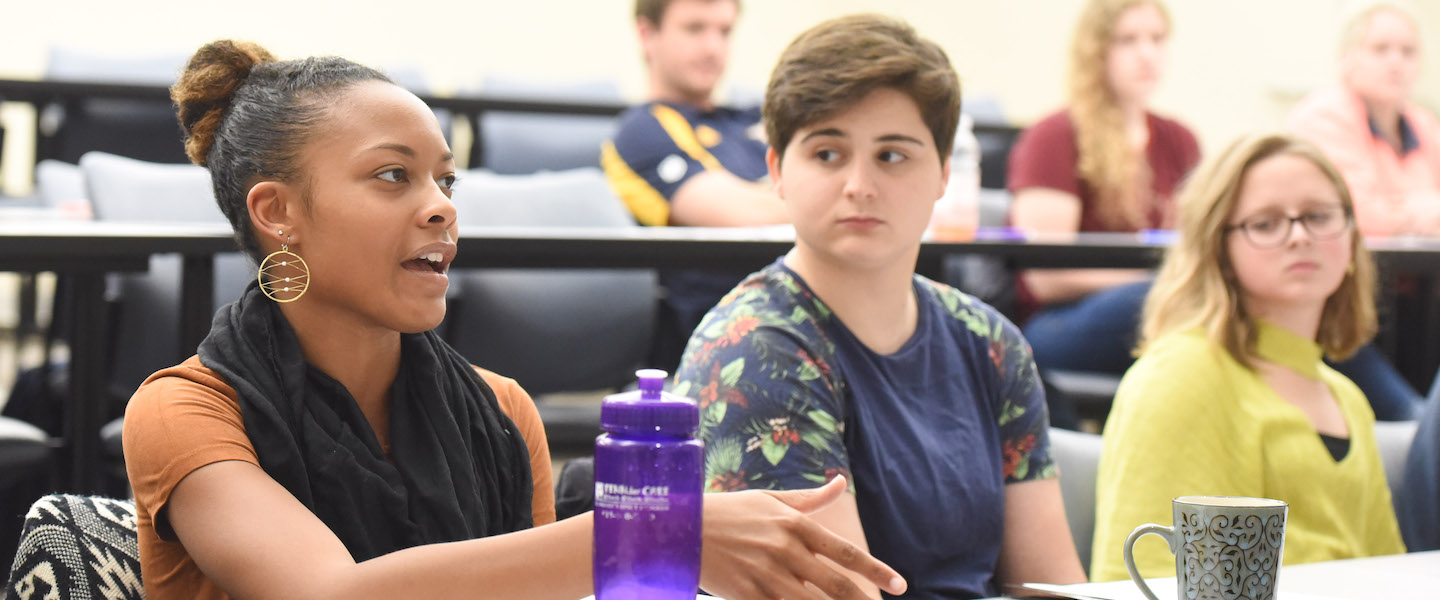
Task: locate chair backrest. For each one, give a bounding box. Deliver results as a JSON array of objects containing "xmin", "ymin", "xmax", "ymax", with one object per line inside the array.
[
  {"xmin": 80, "ymin": 152, "xmax": 252, "ymax": 400},
  {"xmin": 45, "ymin": 48, "xmax": 189, "ymax": 164},
  {"xmin": 1048, "ymin": 427, "xmax": 1103, "ymax": 575},
  {"xmin": 6, "ymin": 494, "xmax": 144, "ymax": 600},
  {"xmin": 0, "ymin": 416, "xmax": 53, "ymax": 478},
  {"xmin": 47, "ymin": 47, "xmax": 184, "ymax": 83},
  {"xmin": 1375, "ymin": 419, "xmax": 1419, "ymax": 502},
  {"xmin": 80, "ymin": 152, "xmax": 224, "ymax": 223},
  {"xmin": 471, "ymin": 77, "xmax": 621, "ymax": 174},
  {"xmin": 382, "ymin": 65, "xmax": 455, "ymax": 145},
  {"xmin": 34, "ymin": 160, "xmax": 87, "ymax": 210},
  {"xmin": 450, "ymin": 168, "xmax": 636, "ymax": 228},
  {"xmin": 444, "ymin": 168, "xmax": 657, "ymax": 397}
]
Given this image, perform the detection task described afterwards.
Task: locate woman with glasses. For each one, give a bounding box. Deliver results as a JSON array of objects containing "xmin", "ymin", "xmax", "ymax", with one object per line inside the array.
[{"xmin": 1088, "ymin": 133, "xmax": 1405, "ymax": 581}]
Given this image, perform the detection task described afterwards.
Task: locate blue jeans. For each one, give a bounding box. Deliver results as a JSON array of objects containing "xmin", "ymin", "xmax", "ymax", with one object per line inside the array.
[{"xmin": 1022, "ymin": 280, "xmax": 1420, "ymax": 422}]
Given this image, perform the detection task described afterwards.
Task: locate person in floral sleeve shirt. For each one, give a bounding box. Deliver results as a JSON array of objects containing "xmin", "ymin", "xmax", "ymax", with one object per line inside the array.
[{"xmin": 673, "ymin": 14, "xmax": 1087, "ymax": 600}]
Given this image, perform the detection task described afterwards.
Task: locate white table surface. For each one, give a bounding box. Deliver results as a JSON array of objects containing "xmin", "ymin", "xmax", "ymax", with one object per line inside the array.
[
  {"xmin": 579, "ymin": 552, "xmax": 1440, "ymax": 599},
  {"xmin": 991, "ymin": 550, "xmax": 1440, "ymax": 599}
]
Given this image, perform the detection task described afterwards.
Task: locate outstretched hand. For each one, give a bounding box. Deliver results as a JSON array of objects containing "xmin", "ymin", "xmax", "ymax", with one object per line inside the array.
[{"xmin": 698, "ymin": 476, "xmax": 905, "ymax": 600}]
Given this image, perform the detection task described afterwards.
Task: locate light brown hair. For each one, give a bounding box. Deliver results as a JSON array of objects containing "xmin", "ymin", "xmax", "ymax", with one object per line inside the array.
[
  {"xmin": 1139, "ymin": 132, "xmax": 1377, "ymax": 366},
  {"xmin": 764, "ymin": 14, "xmax": 960, "ymax": 163},
  {"xmin": 1339, "ymin": 0, "xmax": 1421, "ymax": 54},
  {"xmin": 635, "ymin": 0, "xmax": 740, "ymax": 27},
  {"xmin": 1068, "ymin": 0, "xmax": 1172, "ymax": 229}
]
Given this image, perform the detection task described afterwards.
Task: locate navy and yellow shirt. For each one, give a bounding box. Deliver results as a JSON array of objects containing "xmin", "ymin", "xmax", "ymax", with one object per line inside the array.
[
  {"xmin": 602, "ymin": 101, "xmax": 771, "ymax": 352},
  {"xmin": 601, "ymin": 101, "xmax": 768, "ymax": 227},
  {"xmin": 674, "ymin": 260, "xmax": 1056, "ymax": 599}
]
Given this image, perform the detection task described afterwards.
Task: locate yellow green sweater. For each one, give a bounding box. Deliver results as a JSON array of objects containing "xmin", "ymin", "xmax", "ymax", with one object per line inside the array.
[{"xmin": 1090, "ymin": 321, "xmax": 1405, "ymax": 581}]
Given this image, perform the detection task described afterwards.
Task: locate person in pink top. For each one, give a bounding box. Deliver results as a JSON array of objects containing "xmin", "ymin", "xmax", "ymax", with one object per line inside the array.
[{"xmin": 1289, "ymin": 0, "xmax": 1440, "ymax": 237}]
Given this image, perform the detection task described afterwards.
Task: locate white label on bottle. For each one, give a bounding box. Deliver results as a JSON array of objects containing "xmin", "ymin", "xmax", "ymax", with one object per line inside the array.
[{"xmin": 595, "ymin": 482, "xmax": 673, "ymax": 513}]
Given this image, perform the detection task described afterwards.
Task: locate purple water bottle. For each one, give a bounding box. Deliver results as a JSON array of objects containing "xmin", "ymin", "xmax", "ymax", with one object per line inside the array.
[{"xmin": 593, "ymin": 369, "xmax": 703, "ymax": 599}]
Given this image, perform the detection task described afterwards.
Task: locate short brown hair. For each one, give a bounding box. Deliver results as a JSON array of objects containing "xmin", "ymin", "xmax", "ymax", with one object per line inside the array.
[
  {"xmin": 764, "ymin": 14, "xmax": 960, "ymax": 164},
  {"xmin": 635, "ymin": 0, "xmax": 740, "ymax": 27},
  {"xmin": 1140, "ymin": 132, "xmax": 1377, "ymax": 365}
]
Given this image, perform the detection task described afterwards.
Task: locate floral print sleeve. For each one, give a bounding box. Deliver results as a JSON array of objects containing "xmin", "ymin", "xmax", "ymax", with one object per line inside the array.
[
  {"xmin": 930, "ymin": 282, "xmax": 1056, "ymax": 483},
  {"xmin": 674, "ymin": 275, "xmax": 850, "ymax": 493}
]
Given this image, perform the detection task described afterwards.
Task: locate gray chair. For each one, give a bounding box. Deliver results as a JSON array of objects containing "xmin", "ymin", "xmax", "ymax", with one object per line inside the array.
[
  {"xmin": 445, "ymin": 168, "xmax": 657, "ymax": 449},
  {"xmin": 382, "ymin": 65, "xmax": 455, "ymax": 145},
  {"xmin": 80, "ymin": 152, "xmax": 249, "ymax": 392},
  {"xmin": 1048, "ymin": 427, "xmax": 1103, "ymax": 575},
  {"xmin": 0, "ymin": 418, "xmax": 58, "ymax": 588},
  {"xmin": 79, "ymin": 152, "xmax": 252, "ymax": 470},
  {"xmin": 471, "ymin": 77, "xmax": 621, "ymax": 174},
  {"xmin": 81, "ymin": 152, "xmax": 224, "ymax": 223},
  {"xmin": 43, "ymin": 48, "xmax": 189, "ymax": 164},
  {"xmin": 1043, "ymin": 369, "xmax": 1123, "ymax": 428},
  {"xmin": 34, "ymin": 159, "xmax": 87, "ymax": 211},
  {"xmin": 1374, "ymin": 419, "xmax": 1419, "ymax": 503},
  {"xmin": 0, "ymin": 418, "xmax": 54, "ymax": 481}
]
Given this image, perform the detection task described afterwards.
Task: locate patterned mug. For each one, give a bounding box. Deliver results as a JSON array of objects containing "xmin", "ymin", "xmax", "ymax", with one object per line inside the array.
[{"xmin": 1124, "ymin": 496, "xmax": 1288, "ymax": 600}]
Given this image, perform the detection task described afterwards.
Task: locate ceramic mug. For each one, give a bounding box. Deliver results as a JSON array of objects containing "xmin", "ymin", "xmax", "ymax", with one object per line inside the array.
[{"xmin": 1124, "ymin": 495, "xmax": 1287, "ymax": 600}]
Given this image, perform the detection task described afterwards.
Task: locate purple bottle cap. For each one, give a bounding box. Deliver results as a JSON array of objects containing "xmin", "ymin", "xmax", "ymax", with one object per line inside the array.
[
  {"xmin": 636, "ymin": 369, "xmax": 666, "ymax": 399},
  {"xmin": 601, "ymin": 369, "xmax": 699, "ymax": 437}
]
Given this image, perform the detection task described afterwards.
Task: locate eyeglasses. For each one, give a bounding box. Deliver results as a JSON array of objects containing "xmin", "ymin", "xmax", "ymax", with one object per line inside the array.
[{"xmin": 1225, "ymin": 205, "xmax": 1352, "ymax": 249}]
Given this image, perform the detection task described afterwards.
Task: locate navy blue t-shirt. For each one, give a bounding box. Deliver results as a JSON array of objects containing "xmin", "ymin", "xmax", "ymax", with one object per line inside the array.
[{"xmin": 675, "ymin": 260, "xmax": 1055, "ymax": 599}]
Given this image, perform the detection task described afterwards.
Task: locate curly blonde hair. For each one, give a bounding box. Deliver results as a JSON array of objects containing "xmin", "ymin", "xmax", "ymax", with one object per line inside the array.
[
  {"xmin": 1068, "ymin": 0, "xmax": 1170, "ymax": 230},
  {"xmin": 1139, "ymin": 132, "xmax": 1377, "ymax": 367}
]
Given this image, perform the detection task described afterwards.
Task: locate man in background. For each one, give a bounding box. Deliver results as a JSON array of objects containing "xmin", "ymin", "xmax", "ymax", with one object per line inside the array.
[{"xmin": 603, "ymin": 0, "xmax": 787, "ymax": 368}]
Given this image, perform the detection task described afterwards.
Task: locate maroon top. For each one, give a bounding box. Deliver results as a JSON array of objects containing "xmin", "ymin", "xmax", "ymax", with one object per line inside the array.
[{"xmin": 1007, "ymin": 109, "xmax": 1201, "ymax": 232}]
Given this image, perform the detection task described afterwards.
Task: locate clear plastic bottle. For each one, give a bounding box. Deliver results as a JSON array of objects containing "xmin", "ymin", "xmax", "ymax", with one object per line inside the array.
[
  {"xmin": 930, "ymin": 113, "xmax": 981, "ymax": 240},
  {"xmin": 593, "ymin": 369, "xmax": 703, "ymax": 599}
]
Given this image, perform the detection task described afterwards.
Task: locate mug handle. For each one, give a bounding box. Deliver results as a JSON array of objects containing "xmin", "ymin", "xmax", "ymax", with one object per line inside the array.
[{"xmin": 1123, "ymin": 523, "xmax": 1176, "ymax": 600}]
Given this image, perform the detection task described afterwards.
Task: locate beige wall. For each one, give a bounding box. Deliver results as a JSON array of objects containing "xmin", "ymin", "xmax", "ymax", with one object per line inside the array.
[{"xmin": 3, "ymin": 0, "xmax": 1438, "ymax": 193}]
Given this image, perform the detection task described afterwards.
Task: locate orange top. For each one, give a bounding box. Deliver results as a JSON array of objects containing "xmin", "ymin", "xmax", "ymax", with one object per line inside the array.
[
  {"xmin": 1288, "ymin": 84, "xmax": 1440, "ymax": 236},
  {"xmin": 123, "ymin": 356, "xmax": 556, "ymax": 600}
]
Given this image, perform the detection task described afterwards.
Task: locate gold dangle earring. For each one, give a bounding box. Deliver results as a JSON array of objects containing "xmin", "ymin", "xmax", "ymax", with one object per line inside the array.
[{"xmin": 258, "ymin": 229, "xmax": 310, "ymax": 303}]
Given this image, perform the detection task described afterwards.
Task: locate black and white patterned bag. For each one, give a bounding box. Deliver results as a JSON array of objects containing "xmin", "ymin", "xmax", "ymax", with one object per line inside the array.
[{"xmin": 5, "ymin": 495, "xmax": 144, "ymax": 600}]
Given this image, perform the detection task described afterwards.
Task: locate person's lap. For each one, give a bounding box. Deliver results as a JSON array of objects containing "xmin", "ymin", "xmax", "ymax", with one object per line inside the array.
[{"xmin": 1023, "ymin": 280, "xmax": 1420, "ymax": 422}]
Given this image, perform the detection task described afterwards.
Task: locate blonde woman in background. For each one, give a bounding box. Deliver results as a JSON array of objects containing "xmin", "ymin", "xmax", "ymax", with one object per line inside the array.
[
  {"xmin": 1005, "ymin": 0, "xmax": 1200, "ymax": 427},
  {"xmin": 1090, "ymin": 133, "xmax": 1405, "ymax": 580}
]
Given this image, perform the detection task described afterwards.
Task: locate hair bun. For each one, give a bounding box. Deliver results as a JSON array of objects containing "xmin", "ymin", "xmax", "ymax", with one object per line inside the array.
[{"xmin": 171, "ymin": 40, "xmax": 277, "ymax": 165}]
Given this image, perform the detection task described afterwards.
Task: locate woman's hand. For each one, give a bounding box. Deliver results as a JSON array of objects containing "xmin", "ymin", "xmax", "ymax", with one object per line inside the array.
[{"xmin": 699, "ymin": 476, "xmax": 905, "ymax": 600}]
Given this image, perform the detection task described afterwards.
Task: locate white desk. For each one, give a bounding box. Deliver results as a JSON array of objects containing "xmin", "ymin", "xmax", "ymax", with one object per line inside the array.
[{"xmin": 997, "ymin": 550, "xmax": 1440, "ymax": 599}]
